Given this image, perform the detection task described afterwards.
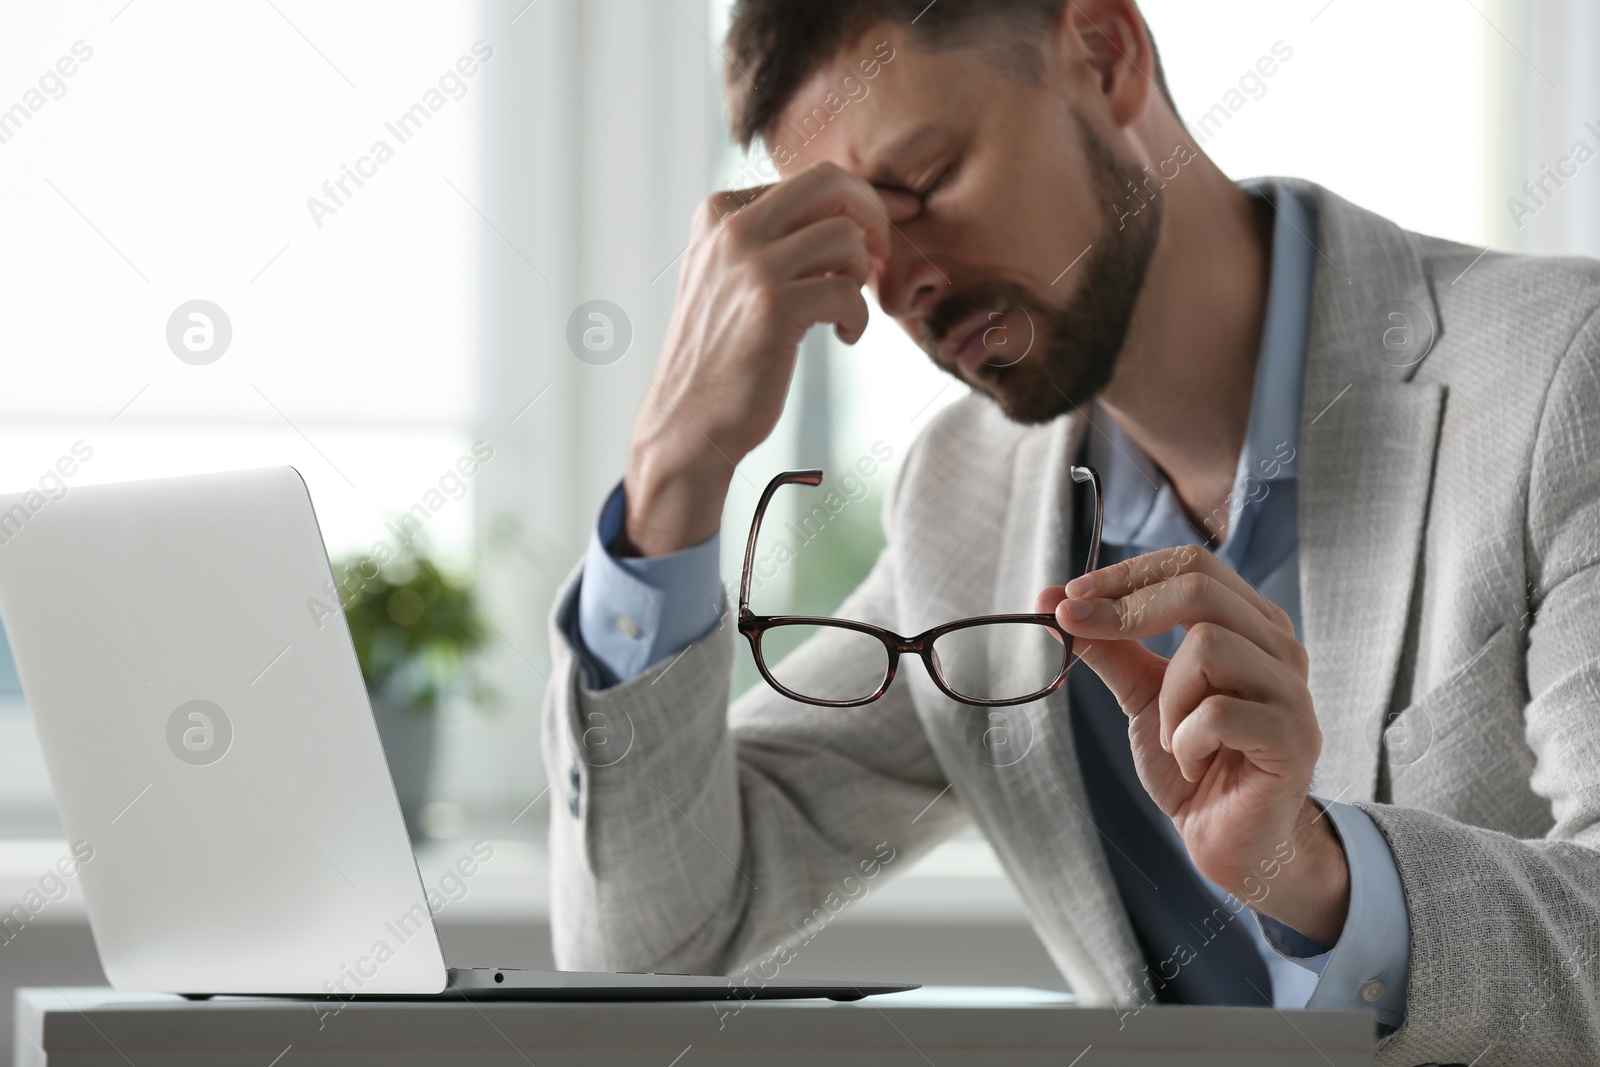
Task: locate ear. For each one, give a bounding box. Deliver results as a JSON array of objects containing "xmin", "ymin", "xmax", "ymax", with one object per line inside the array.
[{"xmin": 1049, "ymin": 0, "xmax": 1157, "ymax": 131}]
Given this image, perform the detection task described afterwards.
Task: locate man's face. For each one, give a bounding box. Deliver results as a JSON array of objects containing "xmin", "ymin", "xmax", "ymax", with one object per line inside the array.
[{"xmin": 770, "ymin": 22, "xmax": 1161, "ymax": 424}]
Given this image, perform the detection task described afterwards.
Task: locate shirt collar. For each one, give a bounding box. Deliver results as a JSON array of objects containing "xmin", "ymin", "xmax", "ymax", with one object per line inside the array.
[{"xmin": 1085, "ymin": 178, "xmax": 1317, "ymax": 553}]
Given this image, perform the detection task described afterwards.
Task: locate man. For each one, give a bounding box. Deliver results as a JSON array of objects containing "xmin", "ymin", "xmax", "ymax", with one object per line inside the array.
[{"xmin": 540, "ymin": 1, "xmax": 1600, "ymax": 1062}]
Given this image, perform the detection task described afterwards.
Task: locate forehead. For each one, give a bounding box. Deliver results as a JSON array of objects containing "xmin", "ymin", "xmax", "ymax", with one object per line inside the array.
[{"xmin": 767, "ymin": 24, "xmax": 997, "ymax": 183}]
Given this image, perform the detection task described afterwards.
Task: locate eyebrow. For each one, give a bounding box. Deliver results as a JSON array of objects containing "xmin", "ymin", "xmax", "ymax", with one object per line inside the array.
[{"xmin": 861, "ymin": 123, "xmax": 946, "ymax": 187}]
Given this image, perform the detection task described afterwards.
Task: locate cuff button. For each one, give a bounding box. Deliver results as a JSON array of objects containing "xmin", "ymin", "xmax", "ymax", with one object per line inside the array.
[
  {"xmin": 567, "ymin": 764, "xmax": 582, "ymax": 819},
  {"xmin": 1359, "ymin": 979, "xmax": 1385, "ymax": 1002},
  {"xmin": 616, "ymin": 615, "xmax": 641, "ymax": 639}
]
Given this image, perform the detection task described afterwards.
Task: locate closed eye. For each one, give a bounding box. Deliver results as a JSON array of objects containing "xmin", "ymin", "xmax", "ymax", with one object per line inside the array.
[{"xmin": 916, "ymin": 165, "xmax": 953, "ymax": 201}]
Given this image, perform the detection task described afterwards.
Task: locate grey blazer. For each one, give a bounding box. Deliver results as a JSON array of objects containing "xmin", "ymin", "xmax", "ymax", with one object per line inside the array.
[{"xmin": 542, "ymin": 178, "xmax": 1600, "ymax": 1066}]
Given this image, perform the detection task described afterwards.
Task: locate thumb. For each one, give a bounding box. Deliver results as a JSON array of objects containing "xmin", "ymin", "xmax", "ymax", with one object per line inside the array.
[
  {"xmin": 1068, "ymin": 637, "xmax": 1166, "ymax": 716},
  {"xmin": 1038, "ymin": 589, "xmax": 1165, "ymax": 714}
]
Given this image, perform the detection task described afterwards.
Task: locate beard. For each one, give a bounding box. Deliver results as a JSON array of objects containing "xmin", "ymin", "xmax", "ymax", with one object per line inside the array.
[{"xmin": 918, "ymin": 120, "xmax": 1163, "ymax": 425}]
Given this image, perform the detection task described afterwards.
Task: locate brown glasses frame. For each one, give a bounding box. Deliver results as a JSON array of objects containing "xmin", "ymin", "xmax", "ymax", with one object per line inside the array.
[{"xmin": 737, "ymin": 465, "xmax": 1104, "ymax": 708}]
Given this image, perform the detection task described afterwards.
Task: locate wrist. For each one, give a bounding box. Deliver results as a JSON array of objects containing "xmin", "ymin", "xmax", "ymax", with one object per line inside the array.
[
  {"xmin": 1245, "ymin": 796, "xmax": 1351, "ymax": 947},
  {"xmin": 618, "ymin": 450, "xmax": 733, "ymax": 558}
]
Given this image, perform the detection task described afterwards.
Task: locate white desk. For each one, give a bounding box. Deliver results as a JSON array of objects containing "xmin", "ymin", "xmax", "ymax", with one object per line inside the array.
[{"xmin": 16, "ymin": 986, "xmax": 1374, "ymax": 1065}]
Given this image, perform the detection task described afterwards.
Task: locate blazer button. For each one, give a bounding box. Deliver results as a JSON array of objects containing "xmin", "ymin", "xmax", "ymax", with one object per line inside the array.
[{"xmin": 1359, "ymin": 979, "xmax": 1385, "ymax": 1002}]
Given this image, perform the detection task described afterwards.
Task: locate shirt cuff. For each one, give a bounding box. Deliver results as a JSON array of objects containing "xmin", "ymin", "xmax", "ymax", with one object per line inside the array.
[
  {"xmin": 1255, "ymin": 798, "xmax": 1411, "ymax": 1033},
  {"xmin": 571, "ymin": 481, "xmax": 724, "ymax": 689}
]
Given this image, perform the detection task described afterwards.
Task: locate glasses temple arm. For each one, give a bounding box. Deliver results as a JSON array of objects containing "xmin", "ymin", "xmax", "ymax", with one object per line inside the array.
[
  {"xmin": 1071, "ymin": 464, "xmax": 1104, "ymax": 575},
  {"xmin": 739, "ymin": 469, "xmax": 825, "ymax": 613}
]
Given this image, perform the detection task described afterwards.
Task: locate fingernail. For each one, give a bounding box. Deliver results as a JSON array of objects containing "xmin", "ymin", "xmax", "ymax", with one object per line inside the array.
[
  {"xmin": 1066, "ymin": 574, "xmax": 1095, "ymax": 596},
  {"xmin": 1160, "ymin": 730, "xmax": 1170, "ymax": 753},
  {"xmin": 1064, "ymin": 599, "xmax": 1094, "ymax": 622}
]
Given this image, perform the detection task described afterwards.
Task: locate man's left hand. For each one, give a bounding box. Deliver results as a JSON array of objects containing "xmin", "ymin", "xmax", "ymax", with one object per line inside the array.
[{"xmin": 1036, "ymin": 544, "xmax": 1351, "ymax": 947}]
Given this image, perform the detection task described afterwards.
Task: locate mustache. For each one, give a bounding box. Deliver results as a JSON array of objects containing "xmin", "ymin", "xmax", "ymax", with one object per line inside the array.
[{"xmin": 920, "ymin": 281, "xmax": 1037, "ymax": 354}]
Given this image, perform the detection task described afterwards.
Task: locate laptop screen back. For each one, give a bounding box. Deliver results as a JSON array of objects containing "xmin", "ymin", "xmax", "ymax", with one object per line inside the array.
[{"xmin": 0, "ymin": 466, "xmax": 447, "ymax": 994}]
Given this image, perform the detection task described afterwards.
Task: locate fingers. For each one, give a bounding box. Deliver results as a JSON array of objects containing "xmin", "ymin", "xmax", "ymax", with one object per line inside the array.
[
  {"xmin": 737, "ymin": 163, "xmax": 894, "ymax": 262},
  {"xmin": 1168, "ymin": 693, "xmax": 1315, "ymax": 784},
  {"xmin": 764, "ymin": 215, "xmax": 874, "ymax": 287},
  {"xmin": 876, "ymin": 186, "xmax": 923, "ymax": 223},
  {"xmin": 1034, "ymin": 586, "xmax": 1067, "ymax": 637},
  {"xmin": 785, "ymin": 274, "xmax": 871, "ymax": 345},
  {"xmin": 1159, "ymin": 622, "xmax": 1301, "ymax": 753},
  {"xmin": 701, "ymin": 184, "xmax": 773, "ymax": 231},
  {"xmin": 1057, "ymin": 566, "xmax": 1303, "ymax": 666},
  {"xmin": 1068, "ymin": 545, "xmax": 1296, "ymax": 640},
  {"xmin": 1043, "ymin": 582, "xmax": 1174, "ymax": 725},
  {"xmin": 1065, "ymin": 634, "xmax": 1167, "ymax": 717}
]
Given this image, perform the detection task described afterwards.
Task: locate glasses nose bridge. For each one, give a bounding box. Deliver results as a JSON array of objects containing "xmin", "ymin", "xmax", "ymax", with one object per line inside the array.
[{"xmin": 886, "ymin": 633, "xmax": 922, "ymax": 656}]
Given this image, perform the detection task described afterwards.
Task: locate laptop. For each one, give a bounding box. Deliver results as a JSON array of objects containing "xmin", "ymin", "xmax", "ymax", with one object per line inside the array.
[{"xmin": 0, "ymin": 466, "xmax": 914, "ymax": 1003}]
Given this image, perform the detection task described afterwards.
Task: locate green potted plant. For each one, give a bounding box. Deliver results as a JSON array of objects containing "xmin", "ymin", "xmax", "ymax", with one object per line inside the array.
[{"xmin": 333, "ymin": 542, "xmax": 490, "ymax": 840}]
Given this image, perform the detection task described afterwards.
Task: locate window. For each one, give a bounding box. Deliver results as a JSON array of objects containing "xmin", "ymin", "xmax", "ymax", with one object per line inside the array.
[
  {"xmin": 0, "ymin": 1, "xmax": 483, "ymax": 558},
  {"xmin": 1141, "ymin": 0, "xmax": 1500, "ymax": 246},
  {"xmin": 0, "ymin": 1, "xmax": 484, "ymax": 832}
]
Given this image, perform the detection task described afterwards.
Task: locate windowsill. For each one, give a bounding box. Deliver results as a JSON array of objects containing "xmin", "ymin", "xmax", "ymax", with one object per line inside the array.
[
  {"xmin": 0, "ymin": 696, "xmax": 1030, "ymax": 927},
  {"xmin": 0, "ymin": 834, "xmax": 1029, "ymax": 926},
  {"xmin": 380, "ymin": 834, "xmax": 1028, "ymax": 926}
]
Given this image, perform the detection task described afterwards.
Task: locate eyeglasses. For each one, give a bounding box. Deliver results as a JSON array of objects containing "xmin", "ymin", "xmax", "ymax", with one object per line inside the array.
[{"xmin": 738, "ymin": 465, "xmax": 1104, "ymax": 708}]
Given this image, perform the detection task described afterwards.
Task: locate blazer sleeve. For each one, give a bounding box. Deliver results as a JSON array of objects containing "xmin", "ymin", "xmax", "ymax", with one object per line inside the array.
[
  {"xmin": 541, "ymin": 468, "xmax": 968, "ymax": 977},
  {"xmin": 1359, "ymin": 307, "xmax": 1600, "ymax": 1067}
]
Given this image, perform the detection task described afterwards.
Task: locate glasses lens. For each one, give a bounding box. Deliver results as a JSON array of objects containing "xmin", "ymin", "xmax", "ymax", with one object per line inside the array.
[
  {"xmin": 758, "ymin": 623, "xmax": 891, "ymax": 704},
  {"xmin": 930, "ymin": 620, "xmax": 1069, "ymax": 704}
]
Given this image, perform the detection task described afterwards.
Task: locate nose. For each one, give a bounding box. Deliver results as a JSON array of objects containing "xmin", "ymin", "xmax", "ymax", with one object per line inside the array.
[{"xmin": 873, "ymin": 226, "xmax": 947, "ymax": 323}]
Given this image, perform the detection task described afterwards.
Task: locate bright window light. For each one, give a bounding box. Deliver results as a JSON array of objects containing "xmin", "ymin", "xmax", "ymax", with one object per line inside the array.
[{"xmin": 0, "ymin": 1, "xmax": 484, "ymax": 562}]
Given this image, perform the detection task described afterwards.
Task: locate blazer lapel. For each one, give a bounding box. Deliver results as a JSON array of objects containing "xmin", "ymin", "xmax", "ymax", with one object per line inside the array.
[{"xmin": 1287, "ymin": 179, "xmax": 1447, "ymax": 804}]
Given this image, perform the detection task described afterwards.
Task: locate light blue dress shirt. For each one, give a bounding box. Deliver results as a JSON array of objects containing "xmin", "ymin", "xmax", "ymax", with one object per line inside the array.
[
  {"xmin": 571, "ymin": 484, "xmax": 724, "ymax": 689},
  {"xmin": 563, "ymin": 179, "xmax": 1409, "ymax": 1031}
]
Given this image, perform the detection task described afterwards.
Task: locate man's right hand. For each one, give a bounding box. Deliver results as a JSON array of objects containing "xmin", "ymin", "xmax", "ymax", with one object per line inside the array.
[{"xmin": 617, "ymin": 162, "xmax": 916, "ymax": 558}]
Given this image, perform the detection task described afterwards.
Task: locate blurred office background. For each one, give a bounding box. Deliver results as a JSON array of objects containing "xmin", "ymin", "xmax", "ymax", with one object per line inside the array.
[{"xmin": 0, "ymin": 0, "xmax": 1596, "ymax": 1055}]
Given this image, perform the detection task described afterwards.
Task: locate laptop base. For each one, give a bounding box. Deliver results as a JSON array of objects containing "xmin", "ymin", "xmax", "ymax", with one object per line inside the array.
[{"xmin": 194, "ymin": 968, "xmax": 918, "ymax": 1003}]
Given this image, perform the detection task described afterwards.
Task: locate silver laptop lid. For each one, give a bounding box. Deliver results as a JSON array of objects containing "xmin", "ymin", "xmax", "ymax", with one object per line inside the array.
[{"xmin": 0, "ymin": 466, "xmax": 447, "ymax": 994}]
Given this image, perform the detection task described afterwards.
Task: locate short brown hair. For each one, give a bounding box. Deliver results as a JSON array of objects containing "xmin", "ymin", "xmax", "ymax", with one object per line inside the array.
[{"xmin": 723, "ymin": 0, "xmax": 1175, "ymax": 149}]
